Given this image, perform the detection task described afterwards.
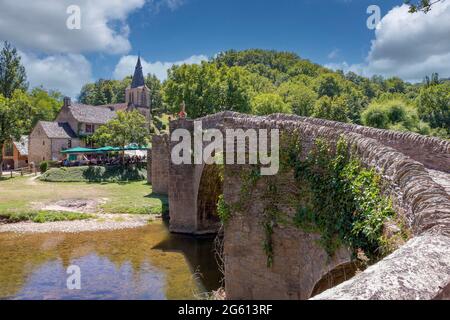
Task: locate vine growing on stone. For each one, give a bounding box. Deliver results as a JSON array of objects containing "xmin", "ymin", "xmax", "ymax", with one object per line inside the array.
[{"xmin": 218, "ymin": 132, "xmax": 404, "ymax": 267}]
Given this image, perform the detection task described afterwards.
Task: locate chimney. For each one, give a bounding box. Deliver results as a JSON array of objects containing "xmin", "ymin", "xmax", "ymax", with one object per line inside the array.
[{"xmin": 63, "ymin": 97, "xmax": 71, "ymax": 107}]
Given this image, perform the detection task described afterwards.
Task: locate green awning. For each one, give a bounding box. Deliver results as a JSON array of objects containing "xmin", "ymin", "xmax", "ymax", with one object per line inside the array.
[
  {"xmin": 124, "ymin": 145, "xmax": 149, "ymax": 151},
  {"xmin": 95, "ymin": 146, "xmax": 119, "ymax": 152},
  {"xmin": 61, "ymin": 145, "xmax": 150, "ymax": 155},
  {"xmin": 61, "ymin": 147, "xmax": 96, "ymax": 154}
]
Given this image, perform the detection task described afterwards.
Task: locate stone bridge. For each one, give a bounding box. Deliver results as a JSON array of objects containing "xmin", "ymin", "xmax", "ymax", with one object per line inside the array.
[{"xmin": 149, "ymin": 112, "xmax": 450, "ymax": 300}]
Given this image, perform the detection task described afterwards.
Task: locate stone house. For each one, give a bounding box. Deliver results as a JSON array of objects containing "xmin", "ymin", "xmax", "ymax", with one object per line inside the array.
[
  {"xmin": 1, "ymin": 136, "xmax": 29, "ymax": 170},
  {"xmin": 28, "ymin": 121, "xmax": 79, "ymax": 165},
  {"xmin": 28, "ymin": 57, "xmax": 151, "ymax": 166}
]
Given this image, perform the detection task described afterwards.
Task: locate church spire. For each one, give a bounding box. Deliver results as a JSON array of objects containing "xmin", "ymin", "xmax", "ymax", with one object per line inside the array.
[{"xmin": 131, "ymin": 55, "xmax": 145, "ymax": 88}]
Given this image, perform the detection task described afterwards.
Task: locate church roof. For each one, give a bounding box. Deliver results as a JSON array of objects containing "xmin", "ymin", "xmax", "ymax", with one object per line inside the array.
[{"xmin": 130, "ymin": 56, "xmax": 146, "ymax": 89}]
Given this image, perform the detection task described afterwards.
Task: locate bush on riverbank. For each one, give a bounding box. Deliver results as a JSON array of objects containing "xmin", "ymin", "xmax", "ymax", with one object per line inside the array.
[
  {"xmin": 40, "ymin": 165, "xmax": 147, "ymax": 183},
  {"xmin": 0, "ymin": 210, "xmax": 92, "ymax": 223}
]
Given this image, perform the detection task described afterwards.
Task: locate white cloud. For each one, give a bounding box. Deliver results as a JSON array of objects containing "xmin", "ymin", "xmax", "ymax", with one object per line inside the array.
[
  {"xmin": 327, "ymin": 48, "xmax": 340, "ymax": 60},
  {"xmin": 113, "ymin": 54, "xmax": 208, "ymax": 81},
  {"xmin": 328, "ymin": 2, "xmax": 450, "ymax": 82},
  {"xmin": 0, "ymin": 0, "xmax": 146, "ymax": 55},
  {"xmin": 20, "ymin": 52, "xmax": 93, "ymax": 99},
  {"xmin": 161, "ymin": 0, "xmax": 185, "ymax": 11},
  {"xmin": 324, "ymin": 61, "xmax": 365, "ymax": 75}
]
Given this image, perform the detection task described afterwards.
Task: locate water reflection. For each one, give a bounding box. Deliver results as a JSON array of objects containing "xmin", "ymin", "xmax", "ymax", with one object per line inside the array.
[{"xmin": 0, "ymin": 221, "xmax": 221, "ymax": 300}]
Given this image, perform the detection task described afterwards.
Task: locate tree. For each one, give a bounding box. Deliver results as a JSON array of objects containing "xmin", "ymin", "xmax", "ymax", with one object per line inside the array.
[
  {"xmin": 313, "ymin": 96, "xmax": 349, "ymax": 122},
  {"xmin": 314, "ymin": 73, "xmax": 344, "ymax": 98},
  {"xmin": 385, "ymin": 77, "xmax": 407, "ymax": 94},
  {"xmin": 92, "ymin": 110, "xmax": 149, "ymax": 164},
  {"xmin": 251, "ymin": 93, "xmax": 291, "ymax": 115},
  {"xmin": 93, "ymin": 82, "xmax": 107, "ymax": 105},
  {"xmin": 145, "ymin": 74, "xmax": 163, "ymax": 110},
  {"xmin": 361, "ymin": 104, "xmax": 390, "ymax": 129},
  {"xmin": 341, "ymin": 89, "xmax": 369, "ymax": 124},
  {"xmin": 416, "ymin": 83, "xmax": 450, "ymax": 134},
  {"xmin": 277, "ymin": 81, "xmax": 317, "ymax": 116},
  {"xmin": 29, "ymin": 87, "xmax": 63, "ymax": 128},
  {"xmin": 362, "ymin": 99, "xmax": 427, "ymax": 134},
  {"xmin": 406, "ymin": 0, "xmax": 444, "ymax": 13},
  {"xmin": 0, "ymin": 90, "xmax": 33, "ymax": 175},
  {"xmin": 0, "ymin": 42, "xmax": 28, "ymax": 98},
  {"xmin": 78, "ymin": 83, "xmax": 96, "ymax": 105},
  {"xmin": 163, "ymin": 62, "xmax": 255, "ymax": 118},
  {"xmin": 424, "ymin": 73, "xmax": 440, "ymax": 87}
]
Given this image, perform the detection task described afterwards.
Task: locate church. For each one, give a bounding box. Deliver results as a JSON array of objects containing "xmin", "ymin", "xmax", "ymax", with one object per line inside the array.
[{"xmin": 28, "ymin": 57, "xmax": 151, "ymax": 166}]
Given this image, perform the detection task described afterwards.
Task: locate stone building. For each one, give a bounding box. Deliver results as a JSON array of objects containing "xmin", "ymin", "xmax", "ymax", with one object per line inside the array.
[
  {"xmin": 1, "ymin": 136, "xmax": 29, "ymax": 170},
  {"xmin": 28, "ymin": 57, "xmax": 151, "ymax": 166}
]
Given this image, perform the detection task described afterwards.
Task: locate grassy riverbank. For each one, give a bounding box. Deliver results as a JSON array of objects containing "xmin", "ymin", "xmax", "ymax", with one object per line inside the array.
[{"xmin": 0, "ymin": 176, "xmax": 167, "ymax": 223}]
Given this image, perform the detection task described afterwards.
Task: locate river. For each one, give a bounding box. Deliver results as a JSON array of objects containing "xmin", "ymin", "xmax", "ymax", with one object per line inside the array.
[{"xmin": 0, "ymin": 220, "xmax": 221, "ymax": 300}]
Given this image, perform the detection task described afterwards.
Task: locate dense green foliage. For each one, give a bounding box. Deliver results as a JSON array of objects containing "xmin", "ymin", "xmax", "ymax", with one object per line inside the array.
[
  {"xmin": 0, "ymin": 42, "xmax": 63, "ymax": 175},
  {"xmin": 290, "ymin": 138, "xmax": 396, "ymax": 257},
  {"xmin": 158, "ymin": 49, "xmax": 449, "ymax": 138},
  {"xmin": 0, "ymin": 90, "xmax": 33, "ymax": 175},
  {"xmin": 79, "ymin": 78, "xmax": 130, "ymax": 106},
  {"xmin": 251, "ymin": 93, "xmax": 291, "ymax": 115},
  {"xmin": 92, "ymin": 110, "xmax": 149, "ymax": 149},
  {"xmin": 0, "ymin": 41, "xmax": 27, "ymax": 98},
  {"xmin": 39, "ymin": 161, "xmax": 48, "ymax": 173},
  {"xmin": 75, "ymin": 49, "xmax": 448, "ymax": 139},
  {"xmin": 40, "ymin": 165, "xmax": 147, "ymax": 183}
]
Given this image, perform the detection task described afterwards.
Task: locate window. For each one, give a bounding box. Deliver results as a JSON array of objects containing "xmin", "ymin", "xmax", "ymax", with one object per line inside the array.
[
  {"xmin": 85, "ymin": 124, "xmax": 94, "ymax": 134},
  {"xmin": 4, "ymin": 142, "xmax": 13, "ymax": 157},
  {"xmin": 43, "ymin": 140, "xmax": 45, "ymax": 146},
  {"xmin": 68, "ymin": 139, "xmax": 72, "ymax": 148}
]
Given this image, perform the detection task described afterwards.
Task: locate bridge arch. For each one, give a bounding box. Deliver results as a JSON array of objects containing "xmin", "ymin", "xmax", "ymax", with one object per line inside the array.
[
  {"xmin": 309, "ymin": 262, "xmax": 358, "ymax": 298},
  {"xmin": 196, "ymin": 163, "xmax": 223, "ymax": 233}
]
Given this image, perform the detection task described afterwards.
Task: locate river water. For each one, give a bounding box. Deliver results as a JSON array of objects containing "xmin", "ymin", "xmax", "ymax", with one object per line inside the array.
[{"xmin": 0, "ymin": 220, "xmax": 221, "ymax": 300}]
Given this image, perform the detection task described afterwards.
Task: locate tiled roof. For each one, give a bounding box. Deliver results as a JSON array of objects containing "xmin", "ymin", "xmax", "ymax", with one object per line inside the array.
[
  {"xmin": 40, "ymin": 121, "xmax": 77, "ymax": 139},
  {"xmin": 69, "ymin": 103, "xmax": 117, "ymax": 124},
  {"xmin": 13, "ymin": 136, "xmax": 28, "ymax": 156},
  {"xmin": 98, "ymin": 103, "xmax": 128, "ymax": 111}
]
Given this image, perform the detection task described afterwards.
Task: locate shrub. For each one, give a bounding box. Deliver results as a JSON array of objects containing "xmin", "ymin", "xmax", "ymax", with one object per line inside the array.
[
  {"xmin": 40, "ymin": 161, "xmax": 49, "ymax": 173},
  {"xmin": 361, "ymin": 105, "xmax": 389, "ymax": 128},
  {"xmin": 40, "ymin": 165, "xmax": 147, "ymax": 183},
  {"xmin": 251, "ymin": 93, "xmax": 292, "ymax": 115}
]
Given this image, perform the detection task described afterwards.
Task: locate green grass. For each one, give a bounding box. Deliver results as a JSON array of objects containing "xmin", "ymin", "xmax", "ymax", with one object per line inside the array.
[
  {"xmin": 40, "ymin": 165, "xmax": 147, "ymax": 183},
  {"xmin": 0, "ymin": 210, "xmax": 92, "ymax": 223},
  {"xmin": 100, "ymin": 182, "xmax": 169, "ymax": 215},
  {"xmin": 0, "ymin": 177, "xmax": 168, "ymax": 223}
]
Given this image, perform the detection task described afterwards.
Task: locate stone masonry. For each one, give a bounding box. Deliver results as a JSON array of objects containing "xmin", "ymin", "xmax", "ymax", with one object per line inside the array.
[{"xmin": 151, "ymin": 111, "xmax": 450, "ymax": 300}]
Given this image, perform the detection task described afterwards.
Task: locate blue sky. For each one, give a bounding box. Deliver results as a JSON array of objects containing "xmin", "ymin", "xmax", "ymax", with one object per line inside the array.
[
  {"xmin": 98, "ymin": 0, "xmax": 400, "ymax": 79},
  {"xmin": 124, "ymin": 0, "xmax": 397, "ymax": 68},
  {"xmin": 1, "ymin": 0, "xmax": 449, "ymax": 98}
]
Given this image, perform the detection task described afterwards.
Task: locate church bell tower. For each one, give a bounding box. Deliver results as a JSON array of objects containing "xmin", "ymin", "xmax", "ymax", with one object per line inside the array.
[{"xmin": 125, "ymin": 56, "xmax": 151, "ymax": 122}]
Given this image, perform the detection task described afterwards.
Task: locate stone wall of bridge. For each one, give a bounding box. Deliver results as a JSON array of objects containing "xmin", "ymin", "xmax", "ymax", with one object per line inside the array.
[
  {"xmin": 151, "ymin": 134, "xmax": 169, "ymax": 195},
  {"xmin": 151, "ymin": 112, "xmax": 450, "ymax": 300},
  {"xmin": 221, "ymin": 115, "xmax": 450, "ymax": 300}
]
